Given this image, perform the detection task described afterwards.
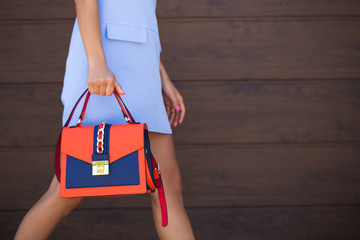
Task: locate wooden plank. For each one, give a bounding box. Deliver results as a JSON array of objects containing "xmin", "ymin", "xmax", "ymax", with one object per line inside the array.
[
  {"xmin": 0, "ymin": 85, "xmax": 63, "ymax": 147},
  {"xmin": 0, "ymin": 22, "xmax": 72, "ymax": 84},
  {"xmin": 1, "ymin": 18, "xmax": 360, "ymax": 83},
  {"xmin": 1, "ymin": 1, "xmax": 360, "ymax": 19},
  {"xmin": 1, "ymin": 81, "xmax": 359, "ymax": 147},
  {"xmin": 158, "ymin": 18, "xmax": 360, "ymax": 80},
  {"xmin": 0, "ymin": 0, "xmax": 75, "ymax": 20},
  {"xmin": 157, "ymin": 0, "xmax": 360, "ymax": 18},
  {"xmin": 173, "ymin": 80, "xmax": 360, "ymax": 144},
  {"xmin": 1, "ymin": 144, "xmax": 359, "ymax": 210},
  {"xmin": 1, "ymin": 207, "xmax": 360, "ymax": 239}
]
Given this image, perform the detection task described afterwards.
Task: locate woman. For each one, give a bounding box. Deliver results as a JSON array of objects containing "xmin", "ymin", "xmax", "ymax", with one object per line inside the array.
[{"xmin": 14, "ymin": 0, "xmax": 195, "ymax": 239}]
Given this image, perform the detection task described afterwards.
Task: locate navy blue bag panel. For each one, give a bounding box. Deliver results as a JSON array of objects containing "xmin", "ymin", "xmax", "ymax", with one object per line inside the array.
[{"xmin": 65, "ymin": 152, "xmax": 140, "ymax": 188}]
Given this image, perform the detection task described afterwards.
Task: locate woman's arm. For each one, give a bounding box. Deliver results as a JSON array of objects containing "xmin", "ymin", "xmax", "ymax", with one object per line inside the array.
[
  {"xmin": 74, "ymin": 0, "xmax": 124, "ymax": 96},
  {"xmin": 159, "ymin": 60, "xmax": 186, "ymax": 127}
]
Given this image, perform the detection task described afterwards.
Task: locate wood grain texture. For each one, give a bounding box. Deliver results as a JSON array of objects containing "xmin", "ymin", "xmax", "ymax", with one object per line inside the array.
[
  {"xmin": 0, "ymin": 0, "xmax": 75, "ymax": 20},
  {"xmin": 1, "ymin": 81, "xmax": 359, "ymax": 147},
  {"xmin": 173, "ymin": 80, "xmax": 360, "ymax": 144},
  {"xmin": 0, "ymin": 22, "xmax": 72, "ymax": 84},
  {"xmin": 1, "ymin": 18, "xmax": 360, "ymax": 83},
  {"xmin": 156, "ymin": 0, "xmax": 360, "ymax": 18},
  {"xmin": 1, "ymin": 144, "xmax": 359, "ymax": 210},
  {"xmin": 1, "ymin": 207, "xmax": 360, "ymax": 240},
  {"xmin": 1, "ymin": 1, "xmax": 359, "ymax": 239},
  {"xmin": 1, "ymin": 1, "xmax": 360, "ymax": 19},
  {"xmin": 0, "ymin": 84, "xmax": 63, "ymax": 147},
  {"xmin": 158, "ymin": 18, "xmax": 360, "ymax": 80}
]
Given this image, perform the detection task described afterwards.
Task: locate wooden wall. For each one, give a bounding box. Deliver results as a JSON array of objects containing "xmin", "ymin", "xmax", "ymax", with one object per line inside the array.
[{"xmin": 1, "ymin": 1, "xmax": 360, "ymax": 239}]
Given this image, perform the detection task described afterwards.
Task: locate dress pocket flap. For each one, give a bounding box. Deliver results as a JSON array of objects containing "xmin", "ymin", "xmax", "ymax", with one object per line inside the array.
[{"xmin": 106, "ymin": 23, "xmax": 148, "ymax": 43}]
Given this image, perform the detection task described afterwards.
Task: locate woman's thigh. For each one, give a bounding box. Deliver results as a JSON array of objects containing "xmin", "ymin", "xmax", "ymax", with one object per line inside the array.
[{"xmin": 148, "ymin": 132, "xmax": 183, "ymax": 196}]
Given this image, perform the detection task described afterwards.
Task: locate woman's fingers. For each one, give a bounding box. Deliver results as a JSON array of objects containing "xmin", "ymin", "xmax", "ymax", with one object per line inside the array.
[
  {"xmin": 94, "ymin": 84, "xmax": 100, "ymax": 95},
  {"xmin": 88, "ymin": 82, "xmax": 95, "ymax": 94},
  {"xmin": 166, "ymin": 106, "xmax": 170, "ymax": 117},
  {"xmin": 169, "ymin": 107, "xmax": 175, "ymax": 126},
  {"xmin": 87, "ymin": 64, "xmax": 124, "ymax": 96},
  {"xmin": 173, "ymin": 104, "xmax": 181, "ymax": 127},
  {"xmin": 99, "ymin": 83, "xmax": 107, "ymax": 96},
  {"xmin": 172, "ymin": 94, "xmax": 185, "ymax": 127},
  {"xmin": 179, "ymin": 101, "xmax": 186, "ymax": 124},
  {"xmin": 176, "ymin": 94, "xmax": 186, "ymax": 125},
  {"xmin": 105, "ymin": 80, "xmax": 115, "ymax": 96},
  {"xmin": 88, "ymin": 75, "xmax": 125, "ymax": 96},
  {"xmin": 162, "ymin": 93, "xmax": 171, "ymax": 118},
  {"xmin": 168, "ymin": 94, "xmax": 178, "ymax": 126},
  {"xmin": 114, "ymin": 81, "xmax": 125, "ymax": 95}
]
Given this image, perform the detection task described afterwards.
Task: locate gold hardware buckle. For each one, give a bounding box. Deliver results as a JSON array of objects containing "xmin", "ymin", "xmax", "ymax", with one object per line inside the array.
[{"xmin": 92, "ymin": 160, "xmax": 109, "ymax": 176}]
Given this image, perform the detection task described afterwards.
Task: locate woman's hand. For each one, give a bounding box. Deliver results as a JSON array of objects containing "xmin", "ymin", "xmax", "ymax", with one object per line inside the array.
[
  {"xmin": 87, "ymin": 61, "xmax": 125, "ymax": 96},
  {"xmin": 160, "ymin": 60, "xmax": 186, "ymax": 127},
  {"xmin": 74, "ymin": 0, "xmax": 124, "ymax": 96}
]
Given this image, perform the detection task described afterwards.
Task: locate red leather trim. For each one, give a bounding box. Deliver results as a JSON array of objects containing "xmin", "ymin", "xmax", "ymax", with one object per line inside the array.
[
  {"xmin": 156, "ymin": 174, "xmax": 168, "ymax": 227},
  {"xmin": 114, "ymin": 91, "xmax": 135, "ymax": 123},
  {"xmin": 151, "ymin": 153, "xmax": 168, "ymax": 227},
  {"xmin": 65, "ymin": 89, "xmax": 88, "ymax": 127},
  {"xmin": 55, "ymin": 131, "xmax": 62, "ymax": 182}
]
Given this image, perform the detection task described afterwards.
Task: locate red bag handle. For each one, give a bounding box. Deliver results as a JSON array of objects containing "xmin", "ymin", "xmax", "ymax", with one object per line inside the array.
[
  {"xmin": 55, "ymin": 88, "xmax": 136, "ymax": 182},
  {"xmin": 64, "ymin": 88, "xmax": 136, "ymax": 128}
]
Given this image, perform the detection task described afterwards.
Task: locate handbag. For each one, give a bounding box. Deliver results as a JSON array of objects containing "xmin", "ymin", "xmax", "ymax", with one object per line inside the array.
[{"xmin": 54, "ymin": 88, "xmax": 168, "ymax": 227}]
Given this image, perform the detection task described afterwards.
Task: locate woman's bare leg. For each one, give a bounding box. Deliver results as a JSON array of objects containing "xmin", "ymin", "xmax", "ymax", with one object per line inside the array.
[
  {"xmin": 14, "ymin": 175, "xmax": 84, "ymax": 240},
  {"xmin": 148, "ymin": 132, "xmax": 195, "ymax": 240}
]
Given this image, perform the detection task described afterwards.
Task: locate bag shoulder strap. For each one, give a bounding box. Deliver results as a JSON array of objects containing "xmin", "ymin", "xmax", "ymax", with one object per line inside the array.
[{"xmin": 151, "ymin": 152, "xmax": 168, "ymax": 227}]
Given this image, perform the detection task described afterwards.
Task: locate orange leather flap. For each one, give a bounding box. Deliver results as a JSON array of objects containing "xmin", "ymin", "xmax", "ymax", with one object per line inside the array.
[
  {"xmin": 108, "ymin": 124, "xmax": 145, "ymax": 163},
  {"xmin": 61, "ymin": 124, "xmax": 145, "ymax": 164}
]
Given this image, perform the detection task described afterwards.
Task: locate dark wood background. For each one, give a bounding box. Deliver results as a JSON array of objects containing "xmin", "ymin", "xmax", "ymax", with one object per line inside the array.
[{"xmin": 1, "ymin": 1, "xmax": 360, "ymax": 239}]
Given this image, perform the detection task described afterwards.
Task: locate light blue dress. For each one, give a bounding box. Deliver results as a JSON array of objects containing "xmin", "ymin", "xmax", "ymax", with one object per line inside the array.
[{"xmin": 60, "ymin": 0, "xmax": 172, "ymax": 134}]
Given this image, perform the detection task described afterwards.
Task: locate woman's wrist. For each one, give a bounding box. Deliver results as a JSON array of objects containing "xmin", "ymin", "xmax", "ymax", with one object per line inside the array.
[
  {"xmin": 88, "ymin": 50, "xmax": 107, "ymax": 68},
  {"xmin": 159, "ymin": 60, "xmax": 172, "ymax": 84}
]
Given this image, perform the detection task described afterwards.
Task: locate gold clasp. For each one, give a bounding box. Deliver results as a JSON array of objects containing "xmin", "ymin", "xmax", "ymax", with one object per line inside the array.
[{"xmin": 92, "ymin": 160, "xmax": 109, "ymax": 176}]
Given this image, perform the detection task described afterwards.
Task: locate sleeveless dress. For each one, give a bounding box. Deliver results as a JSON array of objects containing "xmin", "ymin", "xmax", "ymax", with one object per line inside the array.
[{"xmin": 60, "ymin": 0, "xmax": 172, "ymax": 134}]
